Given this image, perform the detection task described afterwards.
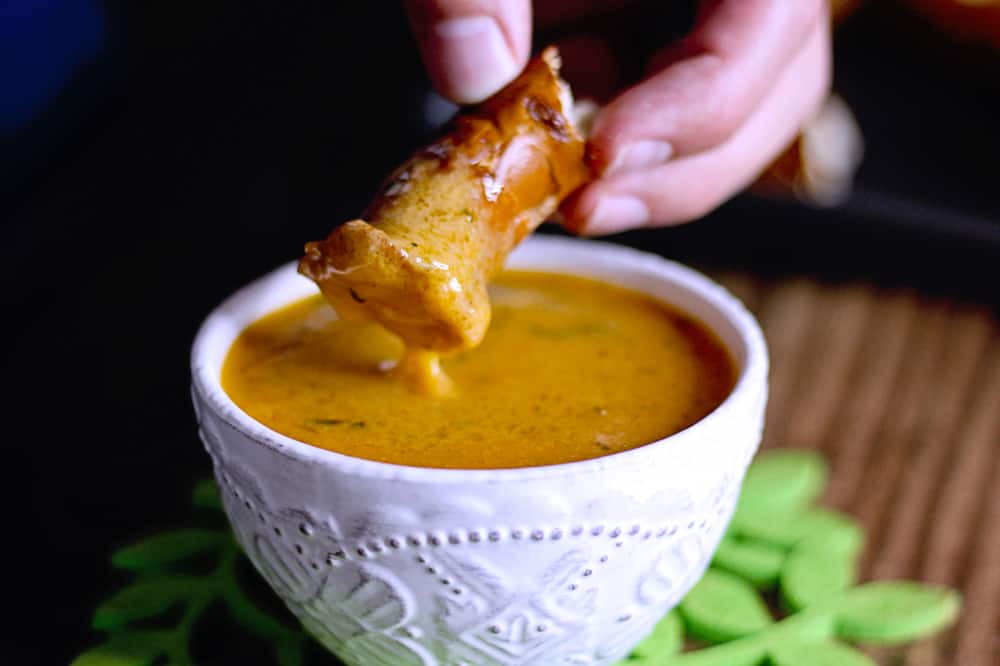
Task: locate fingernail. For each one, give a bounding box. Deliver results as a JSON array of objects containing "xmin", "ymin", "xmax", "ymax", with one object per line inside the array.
[
  {"xmin": 581, "ymin": 196, "xmax": 650, "ymax": 235},
  {"xmin": 431, "ymin": 16, "xmax": 518, "ymax": 104},
  {"xmin": 605, "ymin": 140, "xmax": 673, "ymax": 175}
]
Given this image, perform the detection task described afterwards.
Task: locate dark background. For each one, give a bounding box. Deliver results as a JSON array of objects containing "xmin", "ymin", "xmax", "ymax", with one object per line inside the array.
[{"xmin": 3, "ymin": 1, "xmax": 997, "ymax": 662}]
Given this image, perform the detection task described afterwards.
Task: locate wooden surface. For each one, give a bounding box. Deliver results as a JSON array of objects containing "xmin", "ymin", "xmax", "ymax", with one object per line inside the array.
[{"xmin": 710, "ymin": 271, "xmax": 999, "ymax": 665}]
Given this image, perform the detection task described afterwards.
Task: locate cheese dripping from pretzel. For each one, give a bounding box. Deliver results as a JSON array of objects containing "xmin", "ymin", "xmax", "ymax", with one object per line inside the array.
[{"xmin": 299, "ymin": 47, "xmax": 591, "ymax": 394}]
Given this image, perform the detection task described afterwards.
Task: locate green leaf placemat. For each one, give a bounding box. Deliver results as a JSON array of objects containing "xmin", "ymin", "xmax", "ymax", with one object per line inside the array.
[{"xmin": 74, "ymin": 451, "xmax": 960, "ymax": 665}]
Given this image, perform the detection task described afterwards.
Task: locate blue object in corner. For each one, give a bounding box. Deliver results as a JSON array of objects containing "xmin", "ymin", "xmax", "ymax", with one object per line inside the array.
[{"xmin": 0, "ymin": 0, "xmax": 106, "ymax": 135}]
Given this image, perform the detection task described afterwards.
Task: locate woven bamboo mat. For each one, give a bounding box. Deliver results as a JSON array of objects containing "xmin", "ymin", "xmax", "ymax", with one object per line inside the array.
[{"xmin": 708, "ymin": 271, "xmax": 999, "ymax": 665}]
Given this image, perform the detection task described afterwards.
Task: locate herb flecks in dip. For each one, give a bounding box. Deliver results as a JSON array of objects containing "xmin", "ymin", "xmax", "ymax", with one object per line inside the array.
[{"xmin": 222, "ymin": 271, "xmax": 735, "ymax": 469}]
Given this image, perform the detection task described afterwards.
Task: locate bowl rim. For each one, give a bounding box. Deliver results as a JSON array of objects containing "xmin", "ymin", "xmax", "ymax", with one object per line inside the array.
[{"xmin": 190, "ymin": 235, "xmax": 768, "ymax": 483}]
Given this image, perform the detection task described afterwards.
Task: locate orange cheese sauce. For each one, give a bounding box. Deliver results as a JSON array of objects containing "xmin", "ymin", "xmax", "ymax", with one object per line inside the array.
[{"xmin": 221, "ymin": 271, "xmax": 735, "ymax": 469}]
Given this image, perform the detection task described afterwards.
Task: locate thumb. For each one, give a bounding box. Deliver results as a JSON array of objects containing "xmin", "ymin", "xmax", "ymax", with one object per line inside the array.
[{"xmin": 405, "ymin": 0, "xmax": 531, "ymax": 104}]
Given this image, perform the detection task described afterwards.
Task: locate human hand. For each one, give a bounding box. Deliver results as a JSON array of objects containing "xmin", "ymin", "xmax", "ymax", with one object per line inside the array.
[{"xmin": 404, "ymin": 0, "xmax": 832, "ymax": 234}]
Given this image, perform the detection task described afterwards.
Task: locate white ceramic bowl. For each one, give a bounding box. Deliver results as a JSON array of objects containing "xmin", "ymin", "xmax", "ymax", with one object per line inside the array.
[{"xmin": 190, "ymin": 236, "xmax": 768, "ymax": 666}]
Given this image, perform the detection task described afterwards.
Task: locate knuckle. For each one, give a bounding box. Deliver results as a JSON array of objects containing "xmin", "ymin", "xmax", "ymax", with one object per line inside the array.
[
  {"xmin": 686, "ymin": 66, "xmax": 745, "ymax": 150},
  {"xmin": 678, "ymin": 55, "xmax": 745, "ymax": 152},
  {"xmin": 699, "ymin": 95, "xmax": 744, "ymax": 149}
]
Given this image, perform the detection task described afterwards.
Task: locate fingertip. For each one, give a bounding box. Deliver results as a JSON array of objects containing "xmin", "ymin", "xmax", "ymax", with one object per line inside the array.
[
  {"xmin": 582, "ymin": 195, "xmax": 651, "ymax": 235},
  {"xmin": 585, "ymin": 104, "xmax": 675, "ymax": 178},
  {"xmin": 605, "ymin": 140, "xmax": 674, "ymax": 177},
  {"xmin": 425, "ymin": 16, "xmax": 522, "ymax": 104},
  {"xmin": 560, "ymin": 186, "xmax": 651, "ymax": 236},
  {"xmin": 406, "ymin": 1, "xmax": 532, "ymax": 104}
]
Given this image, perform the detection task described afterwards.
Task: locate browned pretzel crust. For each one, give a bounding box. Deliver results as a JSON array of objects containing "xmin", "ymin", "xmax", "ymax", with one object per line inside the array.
[{"xmin": 299, "ymin": 47, "xmax": 590, "ymax": 352}]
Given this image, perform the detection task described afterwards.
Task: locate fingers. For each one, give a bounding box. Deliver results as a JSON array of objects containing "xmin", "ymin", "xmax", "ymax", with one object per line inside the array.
[
  {"xmin": 564, "ymin": 12, "xmax": 831, "ymax": 234},
  {"xmin": 587, "ymin": 0, "xmax": 825, "ymax": 176},
  {"xmin": 404, "ymin": 0, "xmax": 532, "ymax": 104}
]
